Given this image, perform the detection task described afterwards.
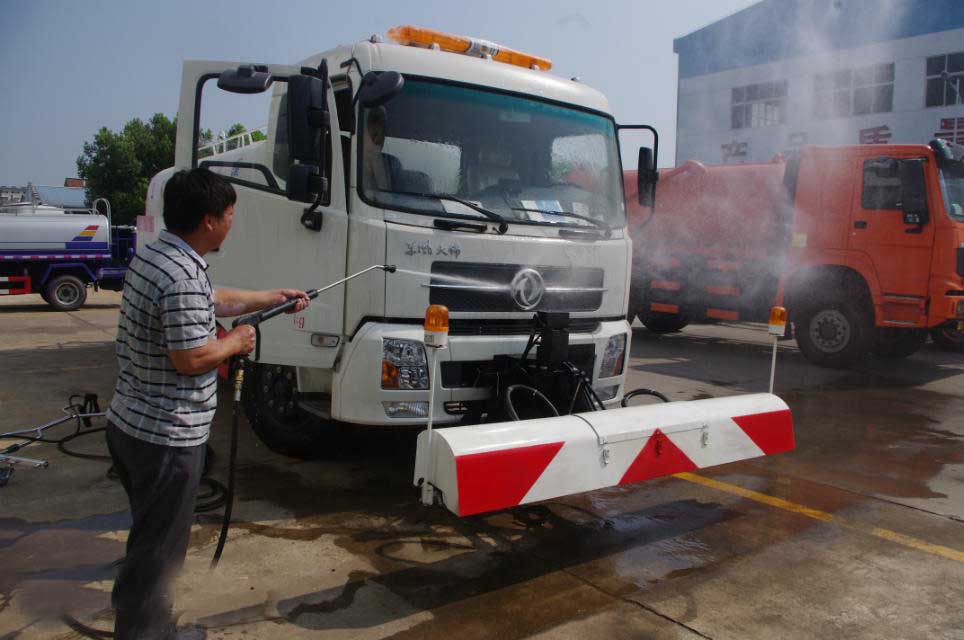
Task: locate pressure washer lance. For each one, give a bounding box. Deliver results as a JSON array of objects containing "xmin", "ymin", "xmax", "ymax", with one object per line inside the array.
[{"xmin": 209, "ymin": 264, "xmax": 396, "ymax": 568}]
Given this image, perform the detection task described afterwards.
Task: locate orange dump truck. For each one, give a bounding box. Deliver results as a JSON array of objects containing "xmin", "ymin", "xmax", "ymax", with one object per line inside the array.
[{"xmin": 626, "ymin": 139, "xmax": 964, "ymax": 367}]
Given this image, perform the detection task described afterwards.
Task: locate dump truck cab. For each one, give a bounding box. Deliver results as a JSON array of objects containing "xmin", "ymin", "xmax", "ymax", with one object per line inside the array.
[
  {"xmin": 626, "ymin": 139, "xmax": 964, "ymax": 367},
  {"xmin": 144, "ymin": 28, "xmax": 656, "ymax": 455}
]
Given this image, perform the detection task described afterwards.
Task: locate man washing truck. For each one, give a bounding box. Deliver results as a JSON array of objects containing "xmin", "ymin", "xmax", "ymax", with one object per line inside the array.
[{"xmin": 107, "ymin": 169, "xmax": 308, "ymax": 640}]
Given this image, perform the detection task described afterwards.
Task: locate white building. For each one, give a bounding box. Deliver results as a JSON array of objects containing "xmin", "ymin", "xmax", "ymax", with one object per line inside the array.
[{"xmin": 673, "ymin": 0, "xmax": 964, "ymax": 165}]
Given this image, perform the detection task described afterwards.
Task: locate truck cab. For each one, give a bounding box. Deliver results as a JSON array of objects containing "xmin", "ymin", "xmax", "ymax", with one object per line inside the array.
[{"xmin": 144, "ymin": 28, "xmax": 656, "ymax": 455}]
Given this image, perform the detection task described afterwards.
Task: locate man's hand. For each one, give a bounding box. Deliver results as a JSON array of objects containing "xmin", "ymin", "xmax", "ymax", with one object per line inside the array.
[
  {"xmin": 269, "ymin": 289, "xmax": 310, "ymax": 314},
  {"xmin": 168, "ymin": 324, "xmax": 256, "ymax": 376},
  {"xmin": 228, "ymin": 324, "xmax": 256, "ymax": 355}
]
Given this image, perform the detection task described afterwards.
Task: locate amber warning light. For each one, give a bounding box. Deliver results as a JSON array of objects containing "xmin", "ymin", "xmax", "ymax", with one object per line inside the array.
[
  {"xmin": 424, "ymin": 304, "xmax": 450, "ymax": 349},
  {"xmin": 768, "ymin": 306, "xmax": 788, "ymax": 336},
  {"xmin": 387, "ymin": 25, "xmax": 552, "ymax": 71}
]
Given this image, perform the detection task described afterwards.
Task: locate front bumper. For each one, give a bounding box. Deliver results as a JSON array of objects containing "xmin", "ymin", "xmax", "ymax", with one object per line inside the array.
[{"xmin": 331, "ymin": 319, "xmax": 631, "ymax": 426}]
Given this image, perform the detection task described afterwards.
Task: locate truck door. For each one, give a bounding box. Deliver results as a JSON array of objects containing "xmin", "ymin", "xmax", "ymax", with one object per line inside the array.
[
  {"xmin": 849, "ymin": 155, "xmax": 936, "ymax": 324},
  {"xmin": 175, "ymin": 60, "xmax": 348, "ymax": 368}
]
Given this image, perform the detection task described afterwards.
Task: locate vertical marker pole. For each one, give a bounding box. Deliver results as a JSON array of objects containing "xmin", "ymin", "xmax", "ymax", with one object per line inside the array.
[
  {"xmin": 768, "ymin": 335, "xmax": 778, "ymax": 394},
  {"xmin": 421, "ymin": 305, "xmax": 450, "ymax": 507},
  {"xmin": 767, "ymin": 306, "xmax": 787, "ymax": 395}
]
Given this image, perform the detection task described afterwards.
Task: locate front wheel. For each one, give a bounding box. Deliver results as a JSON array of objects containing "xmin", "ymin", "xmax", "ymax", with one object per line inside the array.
[
  {"xmin": 795, "ymin": 298, "xmax": 873, "ymax": 368},
  {"xmin": 872, "ymin": 328, "xmax": 926, "ymax": 358},
  {"xmin": 242, "ymin": 363, "xmax": 336, "ymax": 458},
  {"xmin": 930, "ymin": 324, "xmax": 964, "ymax": 352},
  {"xmin": 44, "ymin": 275, "xmax": 87, "ymax": 311}
]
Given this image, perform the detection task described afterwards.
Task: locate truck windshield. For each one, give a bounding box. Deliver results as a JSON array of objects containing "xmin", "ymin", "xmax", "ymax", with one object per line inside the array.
[
  {"xmin": 359, "ymin": 80, "xmax": 624, "ymax": 228},
  {"xmin": 939, "ymin": 165, "xmax": 964, "ymax": 222}
]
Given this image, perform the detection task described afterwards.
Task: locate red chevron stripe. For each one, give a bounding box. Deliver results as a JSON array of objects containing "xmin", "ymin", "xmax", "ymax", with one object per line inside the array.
[
  {"xmin": 732, "ymin": 410, "xmax": 794, "ymax": 455},
  {"xmin": 619, "ymin": 428, "xmax": 697, "ymax": 485},
  {"xmin": 455, "ymin": 441, "xmax": 564, "ymax": 516}
]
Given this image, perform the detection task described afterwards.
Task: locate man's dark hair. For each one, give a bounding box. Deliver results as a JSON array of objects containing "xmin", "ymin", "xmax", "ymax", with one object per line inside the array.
[{"xmin": 162, "ymin": 169, "xmax": 237, "ymax": 233}]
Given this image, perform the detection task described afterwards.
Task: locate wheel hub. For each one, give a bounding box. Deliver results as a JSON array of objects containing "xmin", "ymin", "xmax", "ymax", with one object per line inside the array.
[
  {"xmin": 261, "ymin": 365, "xmax": 298, "ymax": 418},
  {"xmin": 56, "ymin": 284, "xmax": 79, "ymax": 305},
  {"xmin": 809, "ymin": 309, "xmax": 851, "ymax": 354}
]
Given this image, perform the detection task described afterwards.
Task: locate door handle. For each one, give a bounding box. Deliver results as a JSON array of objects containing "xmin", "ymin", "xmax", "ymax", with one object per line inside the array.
[{"xmin": 853, "ymin": 220, "xmax": 868, "ymax": 229}]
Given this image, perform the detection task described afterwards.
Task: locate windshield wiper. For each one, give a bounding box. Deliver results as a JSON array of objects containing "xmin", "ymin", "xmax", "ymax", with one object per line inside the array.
[
  {"xmin": 389, "ymin": 190, "xmax": 509, "ymax": 234},
  {"xmin": 509, "ymin": 207, "xmax": 611, "ymax": 236}
]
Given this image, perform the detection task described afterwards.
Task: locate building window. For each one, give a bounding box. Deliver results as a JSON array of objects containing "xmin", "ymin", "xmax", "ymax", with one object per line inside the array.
[
  {"xmin": 814, "ymin": 63, "xmax": 894, "ymax": 118},
  {"xmin": 731, "ymin": 80, "xmax": 787, "ymax": 129},
  {"xmin": 926, "ymin": 52, "xmax": 964, "ymax": 108}
]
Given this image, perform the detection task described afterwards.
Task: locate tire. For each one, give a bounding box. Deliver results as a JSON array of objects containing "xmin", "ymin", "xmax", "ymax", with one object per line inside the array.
[
  {"xmin": 930, "ymin": 325, "xmax": 964, "ymax": 352},
  {"xmin": 242, "ymin": 363, "xmax": 334, "ymax": 458},
  {"xmin": 795, "ymin": 297, "xmax": 873, "ymax": 368},
  {"xmin": 641, "ymin": 312, "xmax": 690, "ymax": 334},
  {"xmin": 872, "ymin": 328, "xmax": 927, "ymax": 358},
  {"xmin": 44, "ymin": 275, "xmax": 87, "ymax": 311}
]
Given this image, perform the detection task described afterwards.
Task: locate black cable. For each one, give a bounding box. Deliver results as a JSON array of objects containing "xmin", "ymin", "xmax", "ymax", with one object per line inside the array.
[
  {"xmin": 504, "ymin": 384, "xmax": 559, "ymax": 421},
  {"xmin": 60, "ymin": 613, "xmax": 114, "ymax": 639},
  {"xmin": 210, "ymin": 362, "xmax": 242, "ymax": 568},
  {"xmin": 621, "ymin": 388, "xmax": 671, "ymax": 405}
]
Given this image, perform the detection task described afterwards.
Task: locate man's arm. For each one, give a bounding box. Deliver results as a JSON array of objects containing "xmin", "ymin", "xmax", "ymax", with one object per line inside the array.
[
  {"xmin": 167, "ymin": 325, "xmax": 256, "ymax": 376},
  {"xmin": 213, "ymin": 288, "xmax": 309, "ymax": 318}
]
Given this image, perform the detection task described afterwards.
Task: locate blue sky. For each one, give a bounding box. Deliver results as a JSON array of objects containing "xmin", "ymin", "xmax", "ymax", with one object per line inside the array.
[{"xmin": 0, "ymin": 0, "xmax": 756, "ymax": 187}]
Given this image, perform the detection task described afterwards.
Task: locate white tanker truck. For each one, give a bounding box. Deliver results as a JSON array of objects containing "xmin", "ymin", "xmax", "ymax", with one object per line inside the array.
[
  {"xmin": 0, "ymin": 200, "xmax": 136, "ymax": 310},
  {"xmin": 139, "ymin": 26, "xmax": 795, "ymax": 516}
]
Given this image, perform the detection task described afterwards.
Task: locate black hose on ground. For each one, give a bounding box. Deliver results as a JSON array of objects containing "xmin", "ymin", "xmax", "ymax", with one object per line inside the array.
[
  {"xmin": 621, "ymin": 388, "xmax": 671, "ymax": 405},
  {"xmin": 210, "ymin": 360, "xmax": 243, "ymax": 569}
]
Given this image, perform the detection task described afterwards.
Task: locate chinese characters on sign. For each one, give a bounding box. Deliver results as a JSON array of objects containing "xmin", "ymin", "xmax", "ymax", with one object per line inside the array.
[
  {"xmin": 404, "ymin": 241, "xmax": 462, "ymax": 258},
  {"xmin": 935, "ymin": 118, "xmax": 964, "ymax": 145},
  {"xmin": 721, "ymin": 141, "xmax": 749, "ymax": 164},
  {"xmin": 858, "ymin": 125, "xmax": 892, "ymax": 145}
]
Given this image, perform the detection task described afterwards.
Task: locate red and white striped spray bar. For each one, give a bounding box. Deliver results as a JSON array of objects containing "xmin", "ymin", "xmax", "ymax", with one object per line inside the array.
[{"xmin": 414, "ymin": 307, "xmax": 794, "ymax": 517}]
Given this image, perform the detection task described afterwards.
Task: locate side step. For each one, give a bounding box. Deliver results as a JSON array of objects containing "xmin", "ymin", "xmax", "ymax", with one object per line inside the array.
[{"xmin": 414, "ymin": 393, "xmax": 793, "ymax": 517}]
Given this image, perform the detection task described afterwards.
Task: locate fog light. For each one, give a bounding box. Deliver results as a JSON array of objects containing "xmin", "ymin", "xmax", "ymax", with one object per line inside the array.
[
  {"xmin": 599, "ymin": 334, "xmax": 627, "ymax": 378},
  {"xmin": 382, "ymin": 401, "xmax": 429, "ymax": 418},
  {"xmin": 956, "ymin": 300, "xmax": 964, "ymax": 316},
  {"xmin": 382, "ymin": 338, "xmax": 429, "ymax": 389},
  {"xmin": 594, "ymin": 385, "xmax": 619, "ymax": 401}
]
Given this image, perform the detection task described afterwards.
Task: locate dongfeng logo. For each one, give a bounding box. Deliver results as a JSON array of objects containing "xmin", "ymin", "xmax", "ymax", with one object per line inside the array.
[{"xmin": 511, "ymin": 268, "xmax": 545, "ymax": 310}]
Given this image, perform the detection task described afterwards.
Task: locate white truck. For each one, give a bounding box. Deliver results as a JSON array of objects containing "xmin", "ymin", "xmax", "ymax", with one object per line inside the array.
[{"xmin": 142, "ymin": 26, "xmax": 662, "ymax": 456}]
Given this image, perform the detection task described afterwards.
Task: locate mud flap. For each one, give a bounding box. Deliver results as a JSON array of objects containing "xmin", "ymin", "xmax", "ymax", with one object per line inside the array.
[{"xmin": 414, "ymin": 393, "xmax": 793, "ymax": 517}]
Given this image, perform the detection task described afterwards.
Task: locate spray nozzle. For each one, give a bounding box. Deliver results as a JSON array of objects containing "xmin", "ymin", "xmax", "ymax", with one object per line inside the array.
[{"xmin": 382, "ymin": 265, "xmax": 397, "ymax": 273}]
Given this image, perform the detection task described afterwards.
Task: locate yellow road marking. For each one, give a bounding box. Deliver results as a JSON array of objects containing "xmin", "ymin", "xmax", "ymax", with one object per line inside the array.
[{"xmin": 675, "ymin": 471, "xmax": 964, "ymax": 564}]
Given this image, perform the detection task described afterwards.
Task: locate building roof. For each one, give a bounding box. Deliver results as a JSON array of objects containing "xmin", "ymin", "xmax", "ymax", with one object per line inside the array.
[
  {"xmin": 35, "ymin": 185, "xmax": 87, "ymax": 208},
  {"xmin": 674, "ymin": 0, "xmax": 964, "ymax": 79}
]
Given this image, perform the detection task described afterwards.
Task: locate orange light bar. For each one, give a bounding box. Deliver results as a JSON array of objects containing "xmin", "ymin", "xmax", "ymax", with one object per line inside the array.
[{"xmin": 386, "ymin": 25, "xmax": 552, "ymax": 71}]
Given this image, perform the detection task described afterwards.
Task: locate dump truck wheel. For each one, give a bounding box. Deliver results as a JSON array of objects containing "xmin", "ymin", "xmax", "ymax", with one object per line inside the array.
[
  {"xmin": 930, "ymin": 325, "xmax": 964, "ymax": 352},
  {"xmin": 242, "ymin": 363, "xmax": 333, "ymax": 458},
  {"xmin": 872, "ymin": 328, "xmax": 926, "ymax": 358},
  {"xmin": 795, "ymin": 298, "xmax": 872, "ymax": 368},
  {"xmin": 45, "ymin": 275, "xmax": 87, "ymax": 311},
  {"xmin": 641, "ymin": 312, "xmax": 689, "ymax": 334}
]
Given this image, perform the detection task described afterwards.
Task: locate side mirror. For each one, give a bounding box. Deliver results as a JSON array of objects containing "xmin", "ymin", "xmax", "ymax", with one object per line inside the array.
[
  {"xmin": 356, "ymin": 71, "xmax": 405, "ymax": 108},
  {"xmin": 637, "ymin": 147, "xmax": 658, "ymax": 207},
  {"xmin": 899, "ymin": 158, "xmax": 929, "ymax": 226},
  {"xmin": 218, "ymin": 65, "xmax": 273, "ymax": 94},
  {"xmin": 287, "ymin": 74, "xmax": 329, "ymax": 164}
]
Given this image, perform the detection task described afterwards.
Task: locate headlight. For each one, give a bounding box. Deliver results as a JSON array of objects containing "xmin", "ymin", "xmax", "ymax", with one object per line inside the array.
[
  {"xmin": 382, "ymin": 338, "xmax": 429, "ymax": 389},
  {"xmin": 956, "ymin": 300, "xmax": 964, "ymax": 316},
  {"xmin": 599, "ymin": 334, "xmax": 627, "ymax": 378}
]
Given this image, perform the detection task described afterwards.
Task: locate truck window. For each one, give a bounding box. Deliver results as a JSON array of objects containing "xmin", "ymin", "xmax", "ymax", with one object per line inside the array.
[
  {"xmin": 358, "ymin": 80, "xmax": 624, "ymax": 228},
  {"xmin": 861, "ymin": 158, "xmax": 901, "ymax": 210}
]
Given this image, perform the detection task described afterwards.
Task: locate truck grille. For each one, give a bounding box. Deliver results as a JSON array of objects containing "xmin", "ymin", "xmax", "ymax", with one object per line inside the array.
[{"xmin": 427, "ymin": 262, "xmax": 605, "ymax": 312}]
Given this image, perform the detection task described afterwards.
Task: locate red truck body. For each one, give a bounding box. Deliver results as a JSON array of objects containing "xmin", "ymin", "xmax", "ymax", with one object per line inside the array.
[{"xmin": 626, "ymin": 140, "xmax": 964, "ymax": 366}]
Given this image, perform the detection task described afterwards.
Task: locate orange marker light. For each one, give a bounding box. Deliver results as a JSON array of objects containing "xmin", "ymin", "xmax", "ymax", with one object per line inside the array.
[
  {"xmin": 381, "ymin": 360, "xmax": 399, "ymax": 389},
  {"xmin": 424, "ymin": 304, "xmax": 450, "ymax": 348},
  {"xmin": 768, "ymin": 306, "xmax": 788, "ymax": 336},
  {"xmin": 386, "ymin": 25, "xmax": 552, "ymax": 71}
]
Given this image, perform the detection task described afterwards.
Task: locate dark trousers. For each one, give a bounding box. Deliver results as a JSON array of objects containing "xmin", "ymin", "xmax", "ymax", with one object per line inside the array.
[{"xmin": 106, "ymin": 422, "xmax": 205, "ymax": 640}]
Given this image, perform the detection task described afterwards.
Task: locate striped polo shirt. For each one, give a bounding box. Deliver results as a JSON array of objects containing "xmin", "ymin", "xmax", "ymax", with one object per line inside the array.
[{"xmin": 107, "ymin": 229, "xmax": 218, "ymax": 447}]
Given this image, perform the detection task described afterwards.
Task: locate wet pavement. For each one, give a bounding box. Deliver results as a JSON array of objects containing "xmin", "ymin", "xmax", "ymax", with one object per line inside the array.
[{"xmin": 1, "ymin": 293, "xmax": 962, "ymax": 639}]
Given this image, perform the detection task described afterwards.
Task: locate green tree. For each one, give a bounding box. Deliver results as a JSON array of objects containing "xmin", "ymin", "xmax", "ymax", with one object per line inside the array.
[{"xmin": 76, "ymin": 113, "xmax": 177, "ymax": 226}]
